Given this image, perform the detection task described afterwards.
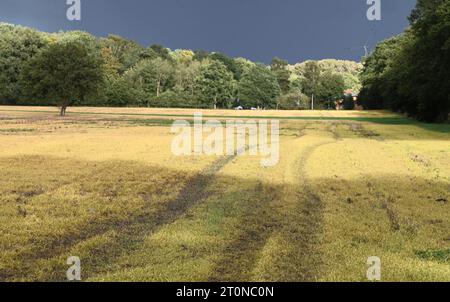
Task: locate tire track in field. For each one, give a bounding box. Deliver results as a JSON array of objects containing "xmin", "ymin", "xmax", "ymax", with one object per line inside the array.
[
  {"xmin": 276, "ymin": 123, "xmax": 340, "ymax": 281},
  {"xmin": 134, "ymin": 154, "xmax": 239, "ymax": 230},
  {"xmin": 2, "ymin": 155, "xmax": 238, "ymax": 281},
  {"xmin": 291, "ymin": 143, "xmax": 335, "ymax": 280},
  {"xmin": 207, "ymin": 124, "xmax": 340, "ymax": 281},
  {"xmin": 207, "ymin": 125, "xmax": 340, "ymax": 281},
  {"xmin": 207, "ymin": 181, "xmax": 282, "ymax": 282},
  {"xmin": 347, "ymin": 122, "xmax": 384, "ymax": 141},
  {"xmin": 84, "ymin": 149, "xmax": 250, "ymax": 280},
  {"xmin": 207, "ymin": 125, "xmax": 309, "ymax": 282}
]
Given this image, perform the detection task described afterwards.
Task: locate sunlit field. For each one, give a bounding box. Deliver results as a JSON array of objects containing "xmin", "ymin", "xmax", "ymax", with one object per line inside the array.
[{"xmin": 0, "ymin": 106, "xmax": 449, "ymax": 281}]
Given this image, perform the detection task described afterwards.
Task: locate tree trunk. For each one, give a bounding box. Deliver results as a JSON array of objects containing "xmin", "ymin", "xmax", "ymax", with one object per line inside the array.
[
  {"xmin": 157, "ymin": 79, "xmax": 161, "ymax": 97},
  {"xmin": 311, "ymin": 94, "xmax": 314, "ymax": 110},
  {"xmin": 60, "ymin": 105, "xmax": 67, "ymax": 117}
]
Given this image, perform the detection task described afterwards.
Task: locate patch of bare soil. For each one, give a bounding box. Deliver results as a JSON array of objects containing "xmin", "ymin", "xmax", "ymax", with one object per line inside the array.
[
  {"xmin": 349, "ymin": 123, "xmax": 384, "ymax": 141},
  {"xmin": 409, "ymin": 153, "xmax": 431, "ymax": 167}
]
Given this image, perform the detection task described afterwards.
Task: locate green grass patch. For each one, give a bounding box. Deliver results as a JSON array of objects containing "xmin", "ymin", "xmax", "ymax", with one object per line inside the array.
[{"xmin": 415, "ymin": 249, "xmax": 450, "ymax": 263}]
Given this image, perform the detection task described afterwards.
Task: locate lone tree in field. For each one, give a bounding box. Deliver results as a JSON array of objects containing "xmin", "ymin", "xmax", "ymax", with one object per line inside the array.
[{"xmin": 21, "ymin": 41, "xmax": 103, "ymax": 116}]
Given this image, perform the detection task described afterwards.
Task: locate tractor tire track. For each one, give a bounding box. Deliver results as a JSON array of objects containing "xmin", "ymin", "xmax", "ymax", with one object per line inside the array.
[
  {"xmin": 207, "ymin": 126, "xmax": 308, "ymax": 282},
  {"xmin": 290, "ymin": 143, "xmax": 332, "ymax": 280},
  {"xmin": 284, "ymin": 124, "xmax": 340, "ymax": 281},
  {"xmin": 208, "ymin": 125, "xmax": 339, "ymax": 282},
  {"xmin": 207, "ymin": 181, "xmax": 282, "ymax": 282},
  {"xmin": 2, "ymin": 155, "xmax": 237, "ymax": 281}
]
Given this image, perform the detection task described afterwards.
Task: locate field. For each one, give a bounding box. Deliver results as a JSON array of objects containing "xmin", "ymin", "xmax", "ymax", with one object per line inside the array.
[{"xmin": 0, "ymin": 106, "xmax": 449, "ymax": 282}]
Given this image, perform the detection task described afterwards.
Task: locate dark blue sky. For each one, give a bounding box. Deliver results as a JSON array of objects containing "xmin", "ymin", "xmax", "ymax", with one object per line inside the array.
[{"xmin": 0, "ymin": 0, "xmax": 416, "ymax": 63}]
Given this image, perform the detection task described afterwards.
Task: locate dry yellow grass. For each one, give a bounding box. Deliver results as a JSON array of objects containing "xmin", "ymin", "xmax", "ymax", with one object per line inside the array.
[
  {"xmin": 0, "ymin": 106, "xmax": 449, "ymax": 281},
  {"xmin": 0, "ymin": 105, "xmax": 400, "ymax": 119}
]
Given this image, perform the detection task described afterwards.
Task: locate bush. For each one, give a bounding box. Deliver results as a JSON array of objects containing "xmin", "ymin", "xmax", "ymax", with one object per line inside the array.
[
  {"xmin": 153, "ymin": 90, "xmax": 204, "ymax": 108},
  {"xmin": 278, "ymin": 92, "xmax": 310, "ymax": 110}
]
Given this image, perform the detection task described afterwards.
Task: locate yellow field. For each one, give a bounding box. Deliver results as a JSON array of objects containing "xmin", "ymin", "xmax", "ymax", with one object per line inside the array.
[{"xmin": 0, "ymin": 106, "xmax": 449, "ymax": 281}]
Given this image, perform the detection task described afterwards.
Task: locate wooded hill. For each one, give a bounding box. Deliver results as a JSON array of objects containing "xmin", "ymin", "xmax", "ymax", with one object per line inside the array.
[{"xmin": 0, "ymin": 22, "xmax": 361, "ymax": 113}]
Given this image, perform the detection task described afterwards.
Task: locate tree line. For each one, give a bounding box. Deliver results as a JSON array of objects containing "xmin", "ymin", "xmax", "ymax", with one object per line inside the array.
[
  {"xmin": 359, "ymin": 0, "xmax": 449, "ymax": 123},
  {"xmin": 0, "ymin": 22, "xmax": 362, "ymax": 115}
]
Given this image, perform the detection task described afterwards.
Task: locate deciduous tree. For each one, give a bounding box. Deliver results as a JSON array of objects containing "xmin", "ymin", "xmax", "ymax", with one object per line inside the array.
[
  {"xmin": 196, "ymin": 60, "xmax": 234, "ymax": 109},
  {"xmin": 20, "ymin": 41, "xmax": 104, "ymax": 116},
  {"xmin": 238, "ymin": 64, "xmax": 281, "ymax": 109}
]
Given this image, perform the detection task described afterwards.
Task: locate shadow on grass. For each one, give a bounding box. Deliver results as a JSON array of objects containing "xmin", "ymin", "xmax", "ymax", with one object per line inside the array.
[{"xmin": 0, "ymin": 155, "xmax": 449, "ymax": 281}]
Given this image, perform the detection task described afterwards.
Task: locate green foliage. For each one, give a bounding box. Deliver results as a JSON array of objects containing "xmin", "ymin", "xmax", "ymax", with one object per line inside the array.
[
  {"xmin": 193, "ymin": 49, "xmax": 209, "ymax": 61},
  {"xmin": 100, "ymin": 35, "xmax": 148, "ymax": 74},
  {"xmin": 238, "ymin": 64, "xmax": 281, "ymax": 109},
  {"xmin": 317, "ymin": 71, "xmax": 346, "ymax": 106},
  {"xmin": 300, "ymin": 61, "xmax": 321, "ymax": 99},
  {"xmin": 209, "ymin": 52, "xmax": 240, "ymax": 80},
  {"xmin": 1, "ymin": 23, "xmax": 364, "ymax": 111},
  {"xmin": 58, "ymin": 31, "xmax": 100, "ymax": 51},
  {"xmin": 173, "ymin": 60, "xmax": 202, "ymax": 98},
  {"xmin": 294, "ymin": 61, "xmax": 350, "ymax": 109},
  {"xmin": 104, "ymin": 76, "xmax": 142, "ymax": 107},
  {"xmin": 407, "ymin": 0, "xmax": 450, "ymax": 122},
  {"xmin": 295, "ymin": 59, "xmax": 362, "ymax": 92},
  {"xmin": 0, "ymin": 23, "xmax": 48, "ymax": 102},
  {"xmin": 341, "ymin": 73, "xmax": 362, "ymax": 93},
  {"xmin": 195, "ymin": 60, "xmax": 234, "ymax": 109},
  {"xmin": 317, "ymin": 59, "xmax": 362, "ymax": 78},
  {"xmin": 271, "ymin": 57, "xmax": 291, "ymax": 94},
  {"xmin": 360, "ymin": 0, "xmax": 450, "ymax": 122},
  {"xmin": 277, "ymin": 92, "xmax": 310, "ymax": 110},
  {"xmin": 359, "ymin": 34, "xmax": 407, "ymax": 109},
  {"xmin": 150, "ymin": 44, "xmax": 172, "ymax": 61},
  {"xmin": 154, "ymin": 89, "xmax": 202, "ymax": 109},
  {"xmin": 234, "ymin": 57, "xmax": 256, "ymax": 83},
  {"xmin": 20, "ymin": 41, "xmax": 104, "ymax": 115},
  {"xmin": 170, "ymin": 49, "xmax": 195, "ymax": 64},
  {"xmin": 125, "ymin": 57, "xmax": 174, "ymax": 106}
]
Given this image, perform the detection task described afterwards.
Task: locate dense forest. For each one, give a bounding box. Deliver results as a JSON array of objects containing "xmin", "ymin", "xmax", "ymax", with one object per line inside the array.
[
  {"xmin": 359, "ymin": 0, "xmax": 450, "ymax": 123},
  {"xmin": 0, "ymin": 22, "xmax": 361, "ymax": 114}
]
